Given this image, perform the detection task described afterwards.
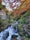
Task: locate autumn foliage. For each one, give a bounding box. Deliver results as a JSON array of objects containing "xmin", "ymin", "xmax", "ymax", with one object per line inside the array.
[{"xmin": 13, "ymin": 0, "xmax": 30, "ymax": 17}]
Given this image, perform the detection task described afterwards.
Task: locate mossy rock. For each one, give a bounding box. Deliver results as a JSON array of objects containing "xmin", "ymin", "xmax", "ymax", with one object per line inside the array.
[
  {"xmin": 0, "ymin": 4, "xmax": 3, "ymax": 9},
  {"xmin": 18, "ymin": 10, "xmax": 30, "ymax": 36}
]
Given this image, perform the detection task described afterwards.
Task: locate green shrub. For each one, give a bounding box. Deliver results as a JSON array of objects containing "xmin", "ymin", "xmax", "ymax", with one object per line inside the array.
[{"xmin": 0, "ymin": 4, "xmax": 3, "ymax": 9}]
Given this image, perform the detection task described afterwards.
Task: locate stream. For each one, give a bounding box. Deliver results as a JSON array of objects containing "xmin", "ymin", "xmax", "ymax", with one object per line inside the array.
[{"xmin": 0, "ymin": 21, "xmax": 21, "ymax": 40}]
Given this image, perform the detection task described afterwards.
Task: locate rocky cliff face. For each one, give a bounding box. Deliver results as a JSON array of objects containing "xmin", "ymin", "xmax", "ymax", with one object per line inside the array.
[
  {"xmin": 0, "ymin": 10, "xmax": 7, "ymax": 19},
  {"xmin": 0, "ymin": 10, "xmax": 9, "ymax": 32},
  {"xmin": 0, "ymin": 0, "xmax": 30, "ymax": 32}
]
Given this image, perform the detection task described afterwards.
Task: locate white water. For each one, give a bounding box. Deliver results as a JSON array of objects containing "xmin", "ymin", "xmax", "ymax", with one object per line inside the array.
[{"xmin": 0, "ymin": 22, "xmax": 21, "ymax": 40}]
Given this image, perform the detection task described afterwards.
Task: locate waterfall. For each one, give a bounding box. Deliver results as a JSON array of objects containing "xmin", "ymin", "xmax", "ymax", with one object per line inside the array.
[{"xmin": 0, "ymin": 21, "xmax": 21, "ymax": 40}]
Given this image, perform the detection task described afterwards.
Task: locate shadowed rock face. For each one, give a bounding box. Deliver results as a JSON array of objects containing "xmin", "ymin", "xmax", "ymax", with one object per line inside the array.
[
  {"xmin": 0, "ymin": 0, "xmax": 2, "ymax": 4},
  {"xmin": 26, "ymin": 16, "xmax": 30, "ymax": 23},
  {"xmin": 22, "ymin": 15, "xmax": 30, "ymax": 37}
]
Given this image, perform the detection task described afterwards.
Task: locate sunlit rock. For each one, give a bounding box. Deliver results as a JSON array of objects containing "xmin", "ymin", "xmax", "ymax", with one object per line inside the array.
[
  {"xmin": 0, "ymin": 10, "xmax": 7, "ymax": 19},
  {"xmin": 2, "ymin": 0, "xmax": 21, "ymax": 11}
]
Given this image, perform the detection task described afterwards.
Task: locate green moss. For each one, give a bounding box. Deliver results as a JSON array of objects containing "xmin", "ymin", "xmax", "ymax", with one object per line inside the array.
[
  {"xmin": 0, "ymin": 4, "xmax": 3, "ymax": 9},
  {"xmin": 17, "ymin": 10, "xmax": 30, "ymax": 37}
]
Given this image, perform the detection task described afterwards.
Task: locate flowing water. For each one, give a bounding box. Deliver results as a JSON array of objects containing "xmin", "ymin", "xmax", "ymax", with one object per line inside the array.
[{"xmin": 0, "ymin": 21, "xmax": 21, "ymax": 40}]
